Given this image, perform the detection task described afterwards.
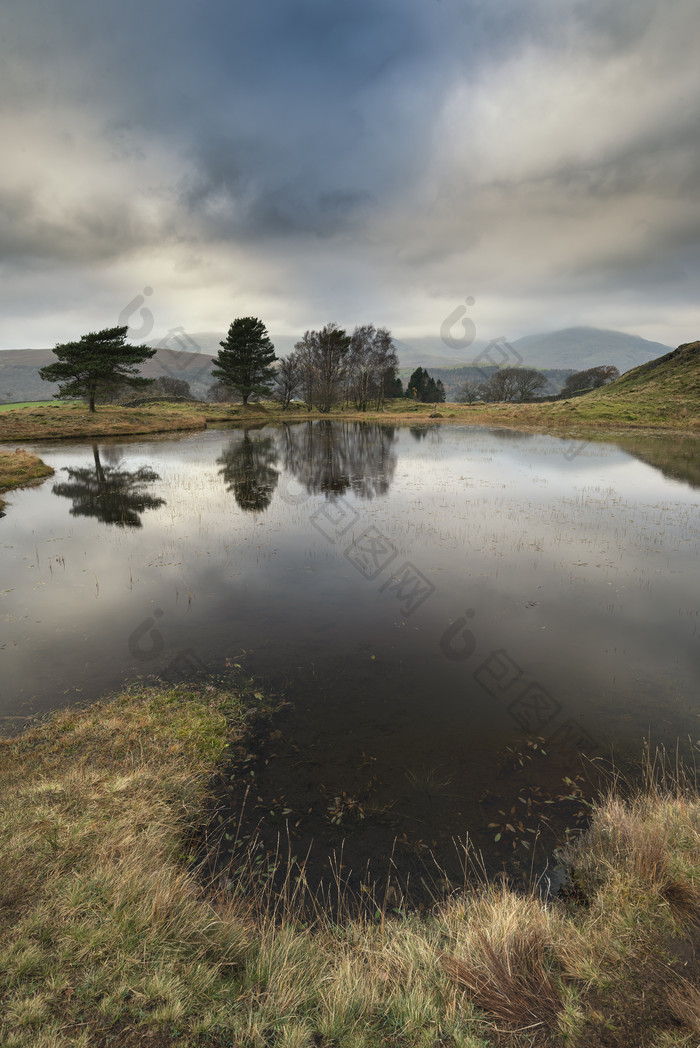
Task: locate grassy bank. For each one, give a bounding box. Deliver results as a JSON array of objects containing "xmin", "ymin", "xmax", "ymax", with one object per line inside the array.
[
  {"xmin": 0, "ymin": 401, "xmax": 216, "ymax": 442},
  {"xmin": 0, "ymin": 447, "xmax": 54, "ymax": 511},
  {"xmin": 0, "ymin": 397, "xmax": 697, "ymax": 446},
  {"xmin": 1, "ymin": 354, "xmax": 699, "ymax": 445},
  {"xmin": 2, "ymin": 687, "xmax": 700, "ymax": 1047}
]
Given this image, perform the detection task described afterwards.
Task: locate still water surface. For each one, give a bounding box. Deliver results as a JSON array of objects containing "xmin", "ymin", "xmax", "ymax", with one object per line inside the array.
[{"xmin": 1, "ymin": 423, "xmax": 699, "ymax": 883}]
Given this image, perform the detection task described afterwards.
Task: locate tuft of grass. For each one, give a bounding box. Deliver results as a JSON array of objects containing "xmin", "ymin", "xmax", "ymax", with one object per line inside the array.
[
  {"xmin": 0, "ymin": 448, "xmax": 54, "ymax": 510},
  {"xmin": 2, "ymin": 690, "xmax": 700, "ymax": 1046},
  {"xmin": 669, "ymin": 982, "xmax": 700, "ymax": 1032},
  {"xmin": 441, "ymin": 890, "xmax": 563, "ymax": 1029}
]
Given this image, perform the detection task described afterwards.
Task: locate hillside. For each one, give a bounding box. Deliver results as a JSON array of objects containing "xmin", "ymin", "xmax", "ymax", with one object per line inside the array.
[
  {"xmin": 516, "ymin": 339, "xmax": 700, "ymax": 429},
  {"xmin": 0, "ymin": 347, "xmax": 217, "ymax": 403},
  {"xmin": 573, "ymin": 338, "xmax": 699, "ymax": 409},
  {"xmin": 594, "ymin": 339, "xmax": 700, "ymax": 397}
]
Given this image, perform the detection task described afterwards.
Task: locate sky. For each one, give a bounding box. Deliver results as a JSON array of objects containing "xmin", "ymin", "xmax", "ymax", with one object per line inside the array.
[{"xmin": 1, "ymin": 0, "xmax": 699, "ymax": 351}]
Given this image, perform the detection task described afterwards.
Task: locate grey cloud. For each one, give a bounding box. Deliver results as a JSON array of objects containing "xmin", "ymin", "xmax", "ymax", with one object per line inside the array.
[
  {"xmin": 0, "ymin": 182, "xmax": 171, "ymax": 266},
  {"xmin": 0, "ymin": 0, "xmax": 698, "ymax": 344}
]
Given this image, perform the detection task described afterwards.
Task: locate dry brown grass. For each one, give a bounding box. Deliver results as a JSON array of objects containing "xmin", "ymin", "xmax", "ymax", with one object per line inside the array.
[
  {"xmin": 0, "ymin": 402, "xmax": 211, "ymax": 442},
  {"xmin": 441, "ymin": 893, "xmax": 562, "ymax": 1029},
  {"xmin": 1, "ymin": 382, "xmax": 698, "ymax": 448},
  {"xmin": 0, "ymin": 447, "xmax": 54, "ymax": 509},
  {"xmin": 2, "ymin": 691, "xmax": 700, "ymax": 1046},
  {"xmin": 562, "ymin": 789, "xmax": 700, "ymax": 906},
  {"xmin": 669, "ymin": 982, "xmax": 700, "ymax": 1032},
  {"xmin": 662, "ymin": 878, "xmax": 700, "ymax": 927}
]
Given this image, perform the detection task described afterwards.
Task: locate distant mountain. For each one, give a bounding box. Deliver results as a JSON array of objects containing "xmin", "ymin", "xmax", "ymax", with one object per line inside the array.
[
  {"xmin": 391, "ymin": 337, "xmax": 489, "ymax": 369},
  {"xmin": 270, "ymin": 327, "xmax": 671, "ymax": 371},
  {"xmin": 509, "ymin": 327, "xmax": 671, "ymax": 372},
  {"xmin": 186, "ymin": 331, "xmax": 484, "ymax": 369},
  {"xmin": 391, "ymin": 328, "xmax": 671, "ymax": 372}
]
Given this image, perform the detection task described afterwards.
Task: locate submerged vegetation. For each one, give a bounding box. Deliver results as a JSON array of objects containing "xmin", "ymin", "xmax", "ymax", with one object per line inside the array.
[
  {"xmin": 2, "ymin": 686, "xmax": 700, "ymax": 1047},
  {"xmin": 0, "ymin": 447, "xmax": 54, "ymax": 511}
]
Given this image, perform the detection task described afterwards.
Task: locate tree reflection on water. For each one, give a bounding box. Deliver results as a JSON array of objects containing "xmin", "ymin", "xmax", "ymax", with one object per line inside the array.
[
  {"xmin": 217, "ymin": 429, "xmax": 280, "ymax": 512},
  {"xmin": 279, "ymin": 420, "xmax": 398, "ymax": 500},
  {"xmin": 52, "ymin": 445, "xmax": 166, "ymax": 527}
]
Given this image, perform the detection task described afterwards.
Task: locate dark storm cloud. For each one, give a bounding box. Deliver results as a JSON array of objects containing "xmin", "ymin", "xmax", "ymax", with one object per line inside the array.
[
  {"xmin": 0, "ymin": 0, "xmax": 544, "ymax": 248},
  {"xmin": 0, "ymin": 0, "xmax": 699, "ymax": 343}
]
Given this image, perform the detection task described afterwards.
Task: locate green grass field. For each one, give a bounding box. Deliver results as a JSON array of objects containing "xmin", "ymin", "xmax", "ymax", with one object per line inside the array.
[{"xmin": 0, "ymin": 400, "xmax": 57, "ymax": 411}]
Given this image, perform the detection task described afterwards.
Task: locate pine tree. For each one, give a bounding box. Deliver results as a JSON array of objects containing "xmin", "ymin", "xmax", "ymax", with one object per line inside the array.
[
  {"xmin": 212, "ymin": 317, "xmax": 277, "ymax": 404},
  {"xmin": 383, "ymin": 368, "xmax": 403, "ymax": 399},
  {"xmin": 406, "ymin": 367, "xmax": 429, "ymax": 401},
  {"xmin": 406, "ymin": 367, "xmax": 445, "ymax": 402},
  {"xmin": 38, "ymin": 326, "xmax": 156, "ymax": 413}
]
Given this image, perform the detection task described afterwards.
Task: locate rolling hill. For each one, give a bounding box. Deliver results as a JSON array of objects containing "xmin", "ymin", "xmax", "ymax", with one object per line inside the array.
[
  {"xmin": 586, "ymin": 338, "xmax": 700, "ymax": 402},
  {"xmin": 0, "ymin": 347, "xmax": 217, "ymax": 403},
  {"xmin": 540, "ymin": 339, "xmax": 700, "ymax": 428}
]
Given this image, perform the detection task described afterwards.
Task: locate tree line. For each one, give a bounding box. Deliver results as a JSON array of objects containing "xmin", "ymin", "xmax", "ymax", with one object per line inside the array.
[
  {"xmin": 39, "ymin": 318, "xmax": 404, "ymax": 413},
  {"xmin": 456, "ymin": 363, "xmax": 620, "ymax": 403},
  {"xmin": 37, "ymin": 318, "xmax": 620, "ymax": 413}
]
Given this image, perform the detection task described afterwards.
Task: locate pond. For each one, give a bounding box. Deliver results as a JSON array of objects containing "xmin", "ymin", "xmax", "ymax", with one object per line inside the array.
[{"xmin": 1, "ymin": 422, "xmax": 699, "ymax": 894}]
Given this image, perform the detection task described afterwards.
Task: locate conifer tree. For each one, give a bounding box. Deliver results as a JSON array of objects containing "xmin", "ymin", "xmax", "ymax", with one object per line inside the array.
[
  {"xmin": 212, "ymin": 317, "xmax": 277, "ymax": 404},
  {"xmin": 39, "ymin": 326, "xmax": 156, "ymax": 412}
]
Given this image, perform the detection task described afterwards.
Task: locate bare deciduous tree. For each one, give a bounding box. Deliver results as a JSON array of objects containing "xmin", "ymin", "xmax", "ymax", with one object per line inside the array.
[
  {"xmin": 562, "ymin": 365, "xmax": 620, "ymax": 395},
  {"xmin": 273, "ymin": 353, "xmax": 302, "ymax": 409},
  {"xmin": 347, "ymin": 324, "xmax": 398, "ymax": 411},
  {"xmin": 293, "ymin": 333, "xmax": 318, "ymax": 412},
  {"xmin": 456, "ymin": 378, "xmax": 485, "ymax": 404},
  {"xmin": 483, "ymin": 367, "xmax": 546, "ymax": 402},
  {"xmin": 290, "ymin": 322, "xmax": 398, "ymax": 413},
  {"xmin": 511, "ymin": 368, "xmax": 547, "ymax": 401},
  {"xmin": 311, "ymin": 324, "xmax": 352, "ymax": 413}
]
